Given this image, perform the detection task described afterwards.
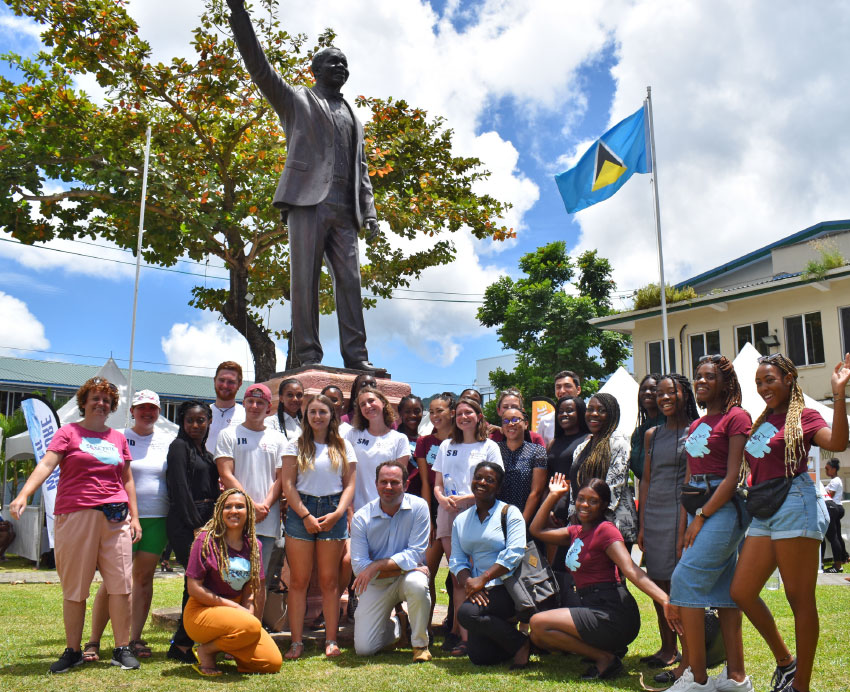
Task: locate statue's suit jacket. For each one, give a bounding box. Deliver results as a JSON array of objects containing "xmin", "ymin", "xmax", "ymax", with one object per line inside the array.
[{"xmin": 230, "ymin": 8, "xmax": 377, "ymax": 226}]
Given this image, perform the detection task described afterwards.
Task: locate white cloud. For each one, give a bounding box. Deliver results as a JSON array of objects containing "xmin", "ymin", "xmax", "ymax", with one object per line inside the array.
[
  {"xmin": 0, "ymin": 291, "xmax": 49, "ymax": 356},
  {"xmin": 161, "ymin": 315, "xmax": 285, "ymax": 380},
  {"xmin": 571, "ymin": 0, "xmax": 850, "ymax": 296}
]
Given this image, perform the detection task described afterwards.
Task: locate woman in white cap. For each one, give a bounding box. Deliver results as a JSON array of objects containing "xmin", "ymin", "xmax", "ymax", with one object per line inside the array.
[{"xmin": 84, "ymin": 390, "xmax": 176, "ymax": 662}]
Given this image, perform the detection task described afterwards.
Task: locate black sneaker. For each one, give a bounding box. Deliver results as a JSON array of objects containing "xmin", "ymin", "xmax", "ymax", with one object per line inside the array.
[
  {"xmin": 769, "ymin": 658, "xmax": 796, "ymax": 692},
  {"xmin": 111, "ymin": 646, "xmax": 140, "ymax": 670},
  {"xmin": 49, "ymin": 648, "xmax": 84, "ymax": 674},
  {"xmin": 167, "ymin": 642, "xmax": 196, "ymax": 663}
]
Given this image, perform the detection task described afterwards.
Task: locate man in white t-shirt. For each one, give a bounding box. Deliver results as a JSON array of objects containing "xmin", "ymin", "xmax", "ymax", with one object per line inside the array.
[
  {"xmin": 537, "ymin": 370, "xmax": 582, "ymax": 446},
  {"xmin": 216, "ymin": 383, "xmax": 286, "ymax": 610},
  {"xmin": 206, "ymin": 360, "xmax": 247, "ymax": 454}
]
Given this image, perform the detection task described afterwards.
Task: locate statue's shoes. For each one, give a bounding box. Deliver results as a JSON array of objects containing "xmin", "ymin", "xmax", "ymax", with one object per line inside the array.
[{"xmin": 345, "ymin": 360, "xmax": 386, "ymax": 374}]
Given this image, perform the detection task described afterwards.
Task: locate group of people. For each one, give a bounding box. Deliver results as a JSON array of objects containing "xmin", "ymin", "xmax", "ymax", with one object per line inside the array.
[{"xmin": 8, "ymin": 354, "xmax": 849, "ymax": 692}]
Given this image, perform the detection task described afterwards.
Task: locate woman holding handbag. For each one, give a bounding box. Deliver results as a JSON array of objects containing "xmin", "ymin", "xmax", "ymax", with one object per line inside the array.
[{"xmin": 730, "ymin": 353, "xmax": 849, "ymax": 692}]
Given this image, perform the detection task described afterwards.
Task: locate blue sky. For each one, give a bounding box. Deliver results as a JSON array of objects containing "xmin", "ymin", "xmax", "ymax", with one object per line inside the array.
[{"xmin": 2, "ymin": 1, "xmax": 850, "ymax": 397}]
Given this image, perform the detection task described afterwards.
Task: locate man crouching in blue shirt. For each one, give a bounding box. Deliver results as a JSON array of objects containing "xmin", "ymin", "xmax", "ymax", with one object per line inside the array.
[{"xmin": 351, "ymin": 460, "xmax": 432, "ymax": 661}]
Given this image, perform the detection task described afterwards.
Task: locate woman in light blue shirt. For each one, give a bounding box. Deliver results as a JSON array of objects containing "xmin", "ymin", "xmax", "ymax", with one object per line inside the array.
[{"xmin": 450, "ymin": 460, "xmax": 529, "ymax": 667}]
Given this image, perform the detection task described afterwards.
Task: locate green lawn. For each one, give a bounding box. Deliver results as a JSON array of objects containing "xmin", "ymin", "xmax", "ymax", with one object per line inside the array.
[{"xmin": 1, "ymin": 568, "xmax": 848, "ymax": 692}]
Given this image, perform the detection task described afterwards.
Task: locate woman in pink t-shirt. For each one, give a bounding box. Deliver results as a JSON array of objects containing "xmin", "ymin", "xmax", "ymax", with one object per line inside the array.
[
  {"xmin": 9, "ymin": 377, "xmax": 142, "ymax": 673},
  {"xmin": 730, "ymin": 353, "xmax": 849, "ymax": 692}
]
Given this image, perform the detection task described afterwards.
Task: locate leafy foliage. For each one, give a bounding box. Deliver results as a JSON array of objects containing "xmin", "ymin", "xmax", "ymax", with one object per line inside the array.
[
  {"xmin": 802, "ymin": 238, "xmax": 846, "ymax": 281},
  {"xmin": 632, "ymin": 282, "xmax": 698, "ymax": 310},
  {"xmin": 0, "ymin": 0, "xmax": 511, "ymax": 380},
  {"xmin": 477, "ymin": 242, "xmax": 630, "ymax": 401}
]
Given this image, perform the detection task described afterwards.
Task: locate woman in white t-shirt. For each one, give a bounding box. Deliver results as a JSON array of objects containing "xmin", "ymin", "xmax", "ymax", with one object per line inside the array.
[
  {"xmin": 823, "ymin": 458, "xmax": 847, "ymax": 573},
  {"xmin": 432, "ymin": 396, "xmax": 502, "ymax": 655},
  {"xmin": 86, "ymin": 389, "xmax": 175, "ymax": 662},
  {"xmin": 345, "ymin": 387, "xmax": 410, "ymax": 512},
  {"xmin": 281, "ymin": 395, "xmax": 356, "ymax": 660}
]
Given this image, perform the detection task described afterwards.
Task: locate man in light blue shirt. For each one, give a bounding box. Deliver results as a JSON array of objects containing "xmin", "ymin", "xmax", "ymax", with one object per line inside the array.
[{"xmin": 351, "ymin": 460, "xmax": 431, "ymax": 661}]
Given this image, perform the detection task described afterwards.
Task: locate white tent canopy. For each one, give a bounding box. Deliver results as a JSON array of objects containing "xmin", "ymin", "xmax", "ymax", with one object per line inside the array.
[
  {"xmin": 5, "ymin": 357, "xmax": 177, "ymax": 462},
  {"xmin": 598, "ymin": 366, "xmax": 640, "ymax": 437}
]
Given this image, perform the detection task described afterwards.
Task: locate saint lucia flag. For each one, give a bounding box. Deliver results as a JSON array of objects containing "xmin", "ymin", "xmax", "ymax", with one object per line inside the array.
[{"xmin": 555, "ymin": 104, "xmax": 651, "ymax": 214}]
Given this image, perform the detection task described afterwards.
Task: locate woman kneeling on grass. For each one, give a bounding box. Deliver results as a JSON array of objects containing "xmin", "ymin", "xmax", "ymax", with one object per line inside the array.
[
  {"xmin": 529, "ymin": 475, "xmax": 681, "ymax": 681},
  {"xmin": 184, "ymin": 488, "xmax": 282, "ymax": 676}
]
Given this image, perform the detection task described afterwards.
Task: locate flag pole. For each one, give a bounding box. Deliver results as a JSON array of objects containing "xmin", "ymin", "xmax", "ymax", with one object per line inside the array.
[
  {"xmin": 645, "ymin": 86, "xmax": 670, "ymax": 373},
  {"xmin": 125, "ymin": 125, "xmax": 152, "ymax": 426}
]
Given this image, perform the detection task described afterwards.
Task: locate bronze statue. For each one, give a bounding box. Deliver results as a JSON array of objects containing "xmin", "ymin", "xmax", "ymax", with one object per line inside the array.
[{"xmin": 228, "ymin": 0, "xmax": 383, "ymax": 374}]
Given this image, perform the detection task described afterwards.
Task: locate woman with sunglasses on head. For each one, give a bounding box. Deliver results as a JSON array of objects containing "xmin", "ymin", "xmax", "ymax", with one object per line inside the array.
[
  {"xmin": 496, "ymin": 405, "xmax": 547, "ymax": 525},
  {"xmin": 433, "ymin": 396, "xmax": 503, "ymax": 656},
  {"xmin": 10, "ymin": 377, "xmax": 142, "ymax": 673},
  {"xmin": 665, "ymin": 355, "xmax": 751, "ymax": 692},
  {"xmin": 569, "ymin": 393, "xmax": 638, "ymax": 551},
  {"xmin": 629, "ymin": 373, "xmax": 665, "ymax": 480},
  {"xmin": 636, "ymin": 374, "xmax": 697, "ymax": 672},
  {"xmin": 730, "ymin": 353, "xmax": 850, "ymax": 692},
  {"xmin": 164, "ymin": 400, "xmax": 221, "ymax": 663}
]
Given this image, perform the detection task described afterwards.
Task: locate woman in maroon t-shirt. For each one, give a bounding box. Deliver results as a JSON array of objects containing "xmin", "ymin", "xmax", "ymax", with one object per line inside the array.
[
  {"xmin": 730, "ymin": 353, "xmax": 849, "ymax": 692},
  {"xmin": 529, "ymin": 476, "xmax": 680, "ymax": 681}
]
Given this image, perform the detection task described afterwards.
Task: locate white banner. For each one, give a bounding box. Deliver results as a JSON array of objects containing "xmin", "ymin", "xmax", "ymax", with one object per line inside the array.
[{"xmin": 20, "ymin": 396, "xmax": 61, "ymax": 547}]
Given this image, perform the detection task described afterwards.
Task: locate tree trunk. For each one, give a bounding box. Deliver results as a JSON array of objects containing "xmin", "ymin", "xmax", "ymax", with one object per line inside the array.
[{"xmin": 220, "ymin": 263, "xmax": 279, "ymax": 383}]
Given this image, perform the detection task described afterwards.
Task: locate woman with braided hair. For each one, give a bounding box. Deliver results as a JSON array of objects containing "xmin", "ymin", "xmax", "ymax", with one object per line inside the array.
[
  {"xmin": 636, "ymin": 373, "xmax": 698, "ymax": 670},
  {"xmin": 569, "ymin": 393, "xmax": 638, "ymax": 549},
  {"xmin": 730, "ymin": 353, "xmax": 849, "ymax": 692},
  {"xmin": 662, "ymin": 356, "xmax": 753, "ymax": 692},
  {"xmin": 184, "ymin": 488, "xmax": 282, "ymax": 676}
]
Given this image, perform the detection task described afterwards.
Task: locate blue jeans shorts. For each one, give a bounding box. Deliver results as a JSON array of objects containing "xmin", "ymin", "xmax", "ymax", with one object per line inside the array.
[
  {"xmin": 284, "ymin": 492, "xmax": 347, "ymax": 541},
  {"xmin": 748, "ymin": 473, "xmax": 829, "ymax": 541},
  {"xmin": 670, "ymin": 478, "xmax": 750, "ymax": 608}
]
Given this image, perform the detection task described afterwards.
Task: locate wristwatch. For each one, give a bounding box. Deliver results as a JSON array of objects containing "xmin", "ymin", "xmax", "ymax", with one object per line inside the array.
[{"xmin": 695, "ymin": 507, "xmax": 709, "ymax": 519}]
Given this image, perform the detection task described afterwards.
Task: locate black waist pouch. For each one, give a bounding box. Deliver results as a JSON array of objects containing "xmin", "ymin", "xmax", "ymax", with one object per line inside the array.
[
  {"xmin": 745, "ymin": 476, "xmax": 793, "ymax": 519},
  {"xmin": 97, "ymin": 502, "xmax": 129, "ymax": 523}
]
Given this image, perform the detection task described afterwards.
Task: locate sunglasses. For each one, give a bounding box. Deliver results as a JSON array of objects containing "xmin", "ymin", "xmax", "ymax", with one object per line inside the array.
[
  {"xmin": 698, "ymin": 354, "xmax": 723, "ymax": 364},
  {"xmin": 89, "ymin": 377, "xmax": 118, "ymax": 394},
  {"xmin": 757, "ymin": 353, "xmax": 783, "ymax": 364},
  {"xmin": 502, "ymin": 416, "xmax": 524, "ymax": 425}
]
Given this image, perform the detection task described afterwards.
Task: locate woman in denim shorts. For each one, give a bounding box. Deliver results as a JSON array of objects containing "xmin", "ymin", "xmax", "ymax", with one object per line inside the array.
[
  {"xmin": 730, "ymin": 353, "xmax": 849, "ymax": 692},
  {"xmin": 280, "ymin": 394, "xmax": 357, "ymax": 660},
  {"xmin": 668, "ymin": 356, "xmax": 753, "ymax": 692}
]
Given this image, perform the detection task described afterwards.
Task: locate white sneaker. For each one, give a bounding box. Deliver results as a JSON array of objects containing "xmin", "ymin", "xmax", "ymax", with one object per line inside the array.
[
  {"xmin": 712, "ymin": 666, "xmax": 754, "ymax": 692},
  {"xmin": 670, "ymin": 667, "xmax": 717, "ymax": 691}
]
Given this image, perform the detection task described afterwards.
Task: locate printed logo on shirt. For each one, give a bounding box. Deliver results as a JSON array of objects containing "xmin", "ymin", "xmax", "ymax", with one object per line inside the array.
[
  {"xmin": 80, "ymin": 437, "xmax": 122, "ymax": 466},
  {"xmin": 238, "ymin": 437, "xmax": 248, "ymax": 445},
  {"xmin": 225, "ymin": 555, "xmax": 252, "ymax": 591},
  {"xmin": 446, "ymin": 449, "xmax": 458, "ymax": 457},
  {"xmin": 128, "ymin": 439, "xmax": 135, "ymax": 446},
  {"xmin": 684, "ymin": 422, "xmax": 712, "ymax": 458},
  {"xmin": 744, "ymin": 421, "xmax": 779, "ymax": 458},
  {"xmin": 357, "ymin": 437, "xmax": 371, "ymax": 446},
  {"xmin": 426, "ymin": 445, "xmax": 439, "ymax": 466},
  {"xmin": 565, "ymin": 536, "xmax": 583, "ymax": 572}
]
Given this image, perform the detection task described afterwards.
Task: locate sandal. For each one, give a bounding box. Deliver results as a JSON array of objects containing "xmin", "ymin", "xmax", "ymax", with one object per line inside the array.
[
  {"xmin": 129, "ymin": 639, "xmax": 152, "ymax": 659},
  {"xmin": 284, "ymin": 641, "xmax": 304, "ymax": 660},
  {"xmin": 191, "ymin": 646, "xmax": 222, "ymax": 677},
  {"xmin": 449, "ymin": 641, "xmax": 468, "ymax": 657},
  {"xmin": 325, "ymin": 640, "xmax": 341, "ymax": 658},
  {"xmin": 82, "ymin": 641, "xmax": 100, "ymax": 663}
]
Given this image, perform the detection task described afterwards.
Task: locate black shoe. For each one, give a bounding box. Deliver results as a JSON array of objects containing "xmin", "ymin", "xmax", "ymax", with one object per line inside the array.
[
  {"xmin": 49, "ymin": 648, "xmax": 84, "ymax": 674},
  {"xmin": 441, "ymin": 632, "xmax": 460, "ymax": 652},
  {"xmin": 347, "ymin": 592, "xmax": 359, "ymax": 618},
  {"xmin": 770, "ymin": 658, "xmax": 796, "ymax": 692},
  {"xmin": 824, "ymin": 565, "xmax": 843, "ymax": 573},
  {"xmin": 653, "ymin": 670, "xmax": 678, "ymax": 684},
  {"xmin": 167, "ymin": 642, "xmax": 196, "ymax": 664},
  {"xmin": 111, "ymin": 646, "xmax": 140, "ymax": 670},
  {"xmin": 580, "ymin": 657, "xmax": 623, "ymax": 681},
  {"xmin": 344, "ymin": 361, "xmax": 386, "ymax": 374}
]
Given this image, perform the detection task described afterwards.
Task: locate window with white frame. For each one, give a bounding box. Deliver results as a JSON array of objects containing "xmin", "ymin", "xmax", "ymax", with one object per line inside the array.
[
  {"xmin": 646, "ymin": 338, "xmax": 676, "ymax": 375},
  {"xmin": 689, "ymin": 330, "xmax": 721, "ymax": 374},
  {"xmin": 784, "ymin": 312, "xmax": 825, "ymax": 366},
  {"xmin": 735, "ymin": 322, "xmax": 770, "ymax": 356},
  {"xmin": 839, "ymin": 306, "xmax": 850, "ymax": 356}
]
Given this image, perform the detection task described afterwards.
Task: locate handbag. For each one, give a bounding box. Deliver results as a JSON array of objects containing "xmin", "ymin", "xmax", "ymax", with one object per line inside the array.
[
  {"xmin": 499, "ymin": 505, "xmax": 560, "ymax": 622},
  {"xmin": 705, "ymin": 608, "xmax": 726, "ymax": 668},
  {"xmin": 745, "ymin": 476, "xmax": 793, "ymax": 519}
]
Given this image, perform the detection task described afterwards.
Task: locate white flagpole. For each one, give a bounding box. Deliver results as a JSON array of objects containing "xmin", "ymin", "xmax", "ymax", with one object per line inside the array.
[
  {"xmin": 125, "ymin": 125, "xmax": 152, "ymax": 427},
  {"xmin": 646, "ymin": 86, "xmax": 670, "ymax": 373}
]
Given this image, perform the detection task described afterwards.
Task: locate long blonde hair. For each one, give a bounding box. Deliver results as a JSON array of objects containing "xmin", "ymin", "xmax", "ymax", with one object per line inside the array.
[
  {"xmin": 748, "ymin": 353, "xmax": 806, "ymax": 478},
  {"xmin": 296, "ymin": 394, "xmax": 349, "ymax": 474},
  {"xmin": 198, "ymin": 488, "xmax": 262, "ymax": 595}
]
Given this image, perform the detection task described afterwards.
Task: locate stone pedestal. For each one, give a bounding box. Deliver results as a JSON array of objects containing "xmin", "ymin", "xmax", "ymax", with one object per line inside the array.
[{"xmin": 263, "ymin": 365, "xmax": 411, "ymax": 413}]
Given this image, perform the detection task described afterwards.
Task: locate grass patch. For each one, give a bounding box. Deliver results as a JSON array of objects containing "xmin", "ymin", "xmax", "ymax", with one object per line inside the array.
[{"xmin": 1, "ymin": 569, "xmax": 848, "ymax": 691}]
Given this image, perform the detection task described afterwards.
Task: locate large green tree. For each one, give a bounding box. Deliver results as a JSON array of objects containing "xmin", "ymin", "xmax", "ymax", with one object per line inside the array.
[
  {"xmin": 0, "ymin": 0, "xmax": 511, "ymax": 380},
  {"xmin": 477, "ymin": 241, "xmax": 630, "ymax": 400}
]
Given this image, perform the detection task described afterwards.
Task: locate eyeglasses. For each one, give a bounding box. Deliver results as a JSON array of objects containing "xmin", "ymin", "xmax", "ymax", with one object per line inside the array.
[
  {"xmin": 89, "ymin": 377, "xmax": 118, "ymax": 393},
  {"xmin": 502, "ymin": 417, "xmax": 524, "ymax": 425}
]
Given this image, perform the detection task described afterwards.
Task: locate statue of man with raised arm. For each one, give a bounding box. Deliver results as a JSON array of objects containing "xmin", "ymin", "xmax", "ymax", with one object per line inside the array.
[{"xmin": 227, "ymin": 0, "xmax": 383, "ymax": 374}]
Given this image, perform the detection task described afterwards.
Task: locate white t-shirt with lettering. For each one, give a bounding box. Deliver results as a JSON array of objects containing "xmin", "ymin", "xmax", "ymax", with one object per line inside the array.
[
  {"xmin": 283, "ymin": 438, "xmax": 357, "ymax": 496},
  {"xmin": 432, "ymin": 438, "xmax": 503, "ymax": 496},
  {"xmin": 206, "ymin": 402, "xmax": 246, "ymax": 455},
  {"xmin": 215, "ymin": 424, "xmax": 286, "ymax": 537},
  {"xmin": 124, "ymin": 427, "xmax": 176, "ymax": 518},
  {"xmin": 345, "ymin": 427, "xmax": 409, "ymax": 511}
]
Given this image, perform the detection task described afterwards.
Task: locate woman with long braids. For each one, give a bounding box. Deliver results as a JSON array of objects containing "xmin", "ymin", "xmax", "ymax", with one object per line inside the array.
[
  {"xmin": 731, "ymin": 353, "xmax": 849, "ymax": 692},
  {"xmin": 666, "ymin": 355, "xmax": 752, "ymax": 692},
  {"xmin": 636, "ymin": 374, "xmax": 697, "ymax": 670},
  {"xmin": 629, "ymin": 373, "xmax": 665, "ymax": 479},
  {"xmin": 569, "ymin": 393, "xmax": 638, "ymax": 549},
  {"xmin": 184, "ymin": 488, "xmax": 282, "ymax": 675},
  {"xmin": 265, "ymin": 377, "xmax": 304, "ymax": 441}
]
